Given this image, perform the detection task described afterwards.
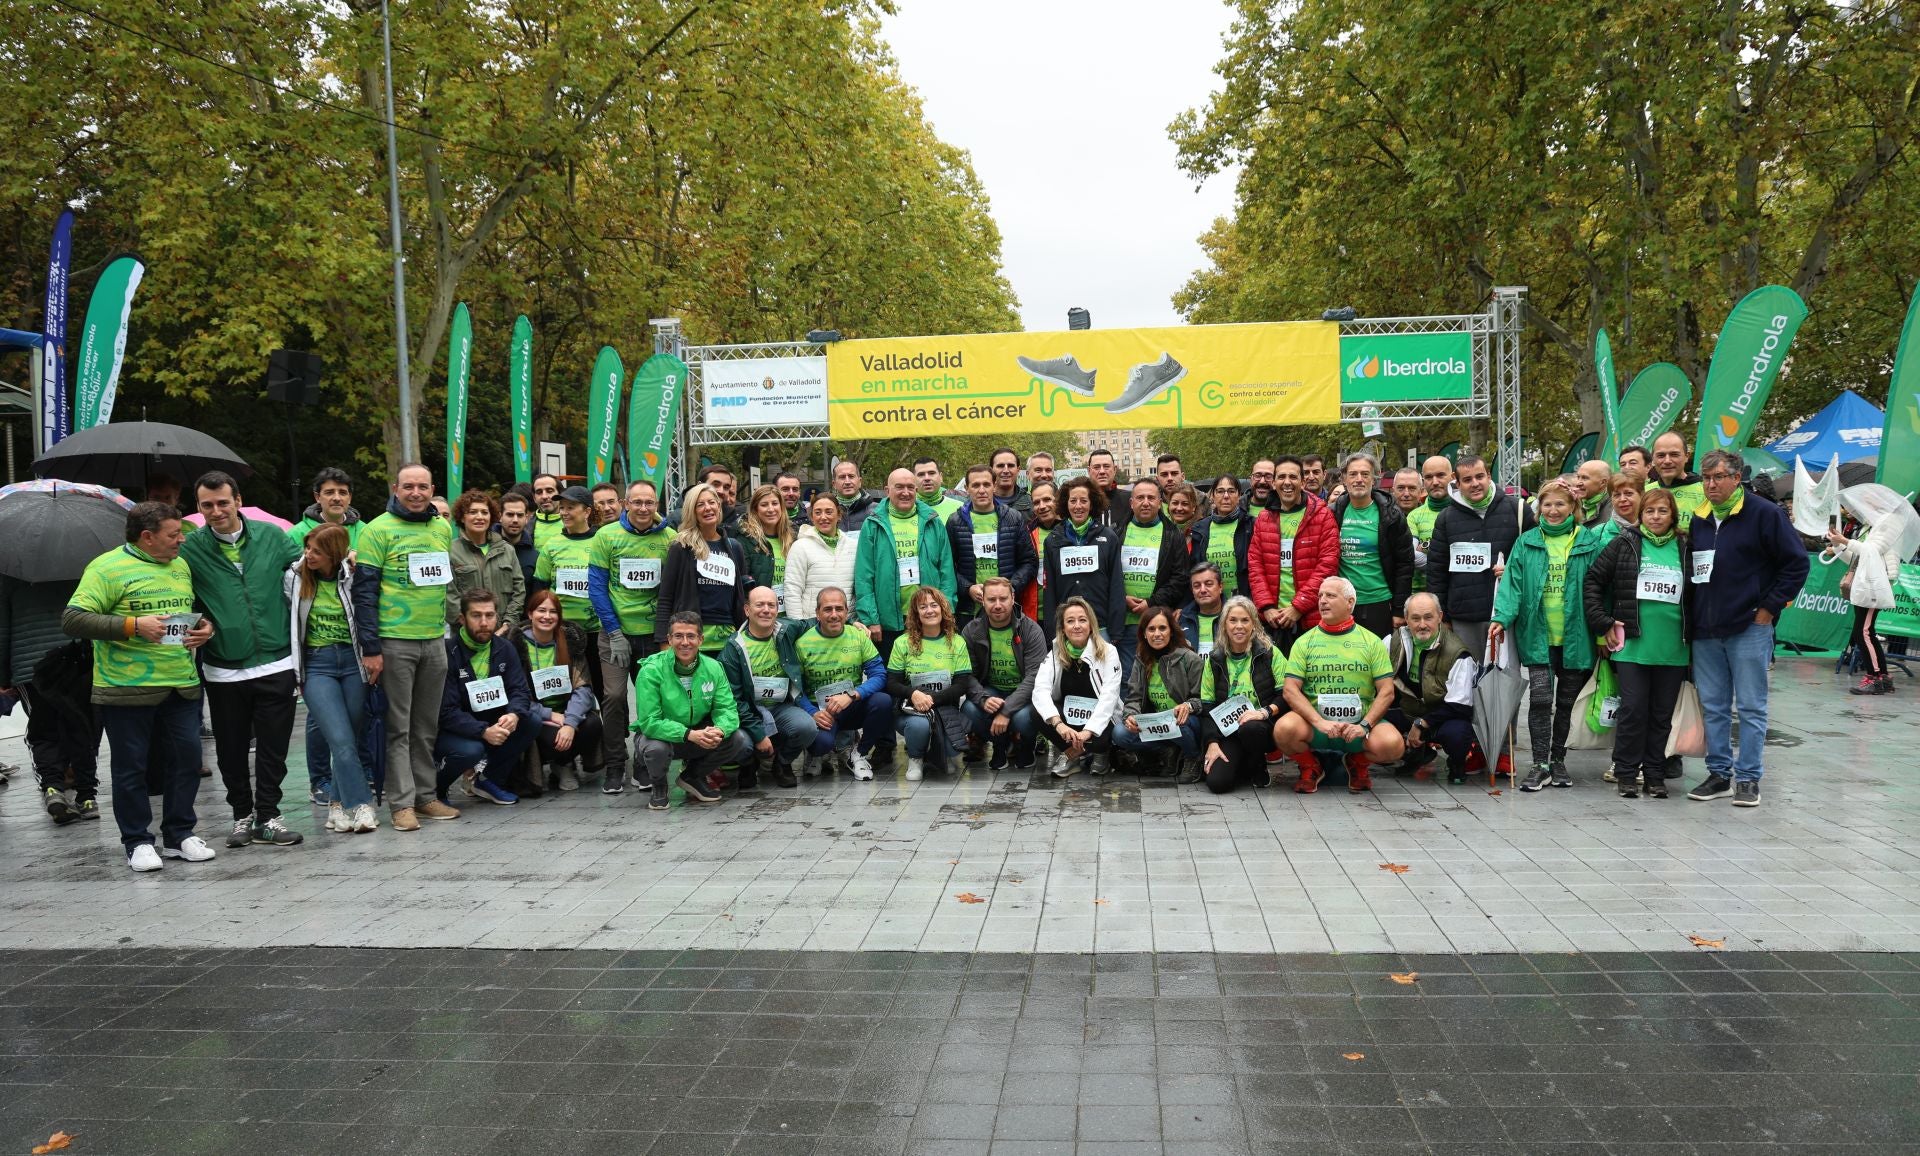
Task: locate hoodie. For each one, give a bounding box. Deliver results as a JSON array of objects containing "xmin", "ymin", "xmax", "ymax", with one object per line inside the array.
[
  {"xmin": 289, "ymin": 503, "xmax": 364, "ymax": 548},
  {"xmin": 1425, "ymin": 487, "xmax": 1535, "ymax": 623}
]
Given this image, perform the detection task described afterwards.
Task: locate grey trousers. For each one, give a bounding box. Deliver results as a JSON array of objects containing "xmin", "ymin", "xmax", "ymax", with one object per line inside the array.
[
  {"xmin": 635, "ymin": 730, "xmax": 753, "ymax": 790},
  {"xmin": 1452, "ymin": 620, "xmax": 1492, "ymax": 665},
  {"xmin": 380, "ymin": 636, "xmax": 447, "ymax": 810}
]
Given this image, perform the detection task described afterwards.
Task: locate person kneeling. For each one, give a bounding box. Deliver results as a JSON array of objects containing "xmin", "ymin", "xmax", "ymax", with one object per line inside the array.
[
  {"xmin": 1194, "ymin": 596, "xmax": 1286, "ymax": 794},
  {"xmin": 1273, "ymin": 577, "xmax": 1404, "ymax": 793},
  {"xmin": 435, "ymin": 589, "xmax": 533, "ymax": 809},
  {"xmin": 512, "ymin": 589, "xmax": 605, "ymax": 799},
  {"xmin": 720, "ymin": 585, "xmax": 816, "ymax": 789},
  {"xmin": 1035, "ymin": 597, "xmax": 1122, "ymax": 777},
  {"xmin": 1386, "ymin": 593, "xmax": 1477, "ymax": 784},
  {"xmin": 959, "ymin": 578, "xmax": 1045, "ymax": 771},
  {"xmin": 1115, "ymin": 606, "xmax": 1204, "ymax": 781},
  {"xmin": 634, "ymin": 612, "xmax": 753, "ymax": 810}
]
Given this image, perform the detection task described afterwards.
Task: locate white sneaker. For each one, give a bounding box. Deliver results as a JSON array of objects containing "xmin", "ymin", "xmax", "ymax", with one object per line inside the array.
[
  {"xmin": 162, "ymin": 835, "xmax": 217, "ymax": 863},
  {"xmin": 326, "ymin": 803, "xmax": 348, "ymax": 832},
  {"xmin": 798, "ymin": 753, "xmax": 818, "ymax": 779},
  {"xmin": 127, "ymin": 844, "xmax": 163, "ymax": 872},
  {"xmin": 905, "ymin": 757, "xmax": 923, "ymax": 781},
  {"xmin": 351, "ymin": 803, "xmax": 379, "ymax": 832},
  {"xmin": 557, "ymin": 763, "xmax": 580, "ymax": 791},
  {"xmin": 850, "ymin": 750, "xmax": 874, "ymax": 781},
  {"xmin": 1052, "ymin": 757, "xmax": 1080, "ymax": 779}
]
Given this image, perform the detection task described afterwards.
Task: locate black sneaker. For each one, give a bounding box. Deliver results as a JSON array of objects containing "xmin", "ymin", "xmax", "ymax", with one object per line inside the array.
[
  {"xmin": 1732, "ymin": 780, "xmax": 1761, "ymax": 808},
  {"xmin": 1011, "ymin": 751, "xmax": 1036, "ymax": 771},
  {"xmin": 227, "ymin": 817, "xmax": 255, "ymax": 847},
  {"xmin": 1445, "ymin": 764, "xmax": 1467, "ymax": 785},
  {"xmin": 1519, "ymin": 765, "xmax": 1551, "ymax": 792},
  {"xmin": 75, "ymin": 797, "xmax": 100, "ymax": 820},
  {"xmin": 1549, "ymin": 760, "xmax": 1572, "ymax": 788},
  {"xmin": 648, "ymin": 785, "xmax": 670, "ymax": 811},
  {"xmin": 1617, "ymin": 777, "xmax": 1639, "ymax": 799},
  {"xmin": 44, "ymin": 787, "xmax": 74, "ymax": 825},
  {"xmin": 602, "ymin": 775, "xmax": 625, "ymax": 795},
  {"xmin": 1688, "ymin": 775, "xmax": 1734, "ymax": 801},
  {"xmin": 1646, "ymin": 779, "xmax": 1668, "ymax": 799},
  {"xmin": 988, "ymin": 749, "xmax": 1010, "ymax": 772},
  {"xmin": 251, "ymin": 816, "xmax": 305, "ymax": 847},
  {"xmin": 1662, "ymin": 756, "xmax": 1684, "ymax": 780},
  {"xmin": 773, "ymin": 760, "xmax": 798, "ymax": 788},
  {"xmin": 678, "ymin": 773, "xmax": 721, "ymax": 804}
]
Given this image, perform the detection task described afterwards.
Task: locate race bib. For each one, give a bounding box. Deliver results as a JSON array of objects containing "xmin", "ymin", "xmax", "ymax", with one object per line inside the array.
[
  {"xmin": 617, "ymin": 556, "xmax": 660, "ymax": 590},
  {"xmin": 1316, "ymin": 692, "xmax": 1364, "ymax": 723},
  {"xmin": 897, "ymin": 555, "xmax": 921, "ymax": 585},
  {"xmin": 752, "ymin": 675, "xmax": 790, "ymax": 704},
  {"xmin": 1637, "ymin": 566, "xmax": 1683, "ymax": 604},
  {"xmin": 465, "ymin": 675, "xmax": 507, "ymax": 712},
  {"xmin": 408, "ymin": 551, "xmax": 451, "ymax": 587},
  {"xmin": 696, "ymin": 553, "xmax": 736, "ymax": 585},
  {"xmin": 1197, "ymin": 638, "xmax": 1213, "ymax": 657},
  {"xmin": 1691, "ymin": 550, "xmax": 1715, "ymax": 584},
  {"xmin": 1134, "ymin": 709, "xmax": 1179, "ymax": 741},
  {"xmin": 1062, "ymin": 694, "xmax": 1097, "ymax": 727},
  {"xmin": 1120, "ymin": 545, "xmax": 1156, "ymax": 574},
  {"xmin": 1208, "ymin": 693, "xmax": 1254, "ymax": 736},
  {"xmin": 910, "ymin": 670, "xmax": 950, "ymax": 694},
  {"xmin": 530, "ymin": 665, "xmax": 570, "ymax": 700},
  {"xmin": 775, "ymin": 588, "xmax": 786, "ymax": 614},
  {"xmin": 1600, "ymin": 696, "xmax": 1620, "ymax": 727},
  {"xmin": 1449, "ymin": 542, "xmax": 1491, "ymax": 573},
  {"xmin": 973, "ymin": 534, "xmax": 998, "ymax": 560},
  {"xmin": 554, "ymin": 567, "xmax": 589, "ymax": 599},
  {"xmin": 1280, "ymin": 538, "xmax": 1295, "ymax": 569},
  {"xmin": 158, "ymin": 613, "xmax": 202, "ymax": 646},
  {"xmin": 1059, "ymin": 546, "xmax": 1098, "ymax": 575}
]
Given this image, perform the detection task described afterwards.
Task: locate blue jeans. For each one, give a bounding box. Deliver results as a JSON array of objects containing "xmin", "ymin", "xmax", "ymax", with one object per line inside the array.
[
  {"xmin": 302, "ymin": 645, "xmax": 373, "ymax": 810},
  {"xmin": 1113, "ymin": 623, "xmax": 1138, "ymax": 684},
  {"xmin": 433, "ymin": 715, "xmax": 536, "ymax": 799},
  {"xmin": 807, "ymin": 692, "xmax": 895, "ymax": 757},
  {"xmin": 1692, "ymin": 622, "xmax": 1773, "ymax": 782},
  {"xmin": 1112, "ymin": 716, "xmax": 1200, "ymax": 759},
  {"xmin": 897, "ymin": 711, "xmax": 956, "ymax": 765},
  {"xmin": 959, "ymin": 696, "xmax": 1038, "ymax": 761},
  {"xmin": 99, "ymin": 690, "xmax": 202, "ymax": 851},
  {"xmin": 757, "ymin": 703, "xmax": 817, "ymax": 762}
]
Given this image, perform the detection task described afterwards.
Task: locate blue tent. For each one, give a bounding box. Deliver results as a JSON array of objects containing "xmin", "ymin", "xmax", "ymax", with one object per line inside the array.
[{"xmin": 1765, "ymin": 389, "xmax": 1884, "ymax": 466}]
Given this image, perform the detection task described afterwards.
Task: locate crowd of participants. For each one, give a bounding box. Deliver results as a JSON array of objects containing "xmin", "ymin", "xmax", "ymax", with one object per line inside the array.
[{"xmin": 1, "ymin": 430, "xmax": 1816, "ymax": 872}]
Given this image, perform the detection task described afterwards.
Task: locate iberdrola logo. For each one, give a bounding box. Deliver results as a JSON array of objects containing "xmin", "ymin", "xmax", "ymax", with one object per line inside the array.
[
  {"xmin": 1714, "ymin": 414, "xmax": 1741, "ymax": 447},
  {"xmin": 1347, "ymin": 354, "xmax": 1381, "ymax": 380},
  {"xmin": 643, "ymin": 451, "xmax": 660, "ymax": 471}
]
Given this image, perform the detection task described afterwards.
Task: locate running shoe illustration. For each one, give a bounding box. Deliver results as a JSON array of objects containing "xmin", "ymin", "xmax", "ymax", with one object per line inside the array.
[
  {"xmin": 1104, "ymin": 354, "xmax": 1187, "ymax": 414},
  {"xmin": 1016, "ymin": 354, "xmax": 1097, "ymax": 396}
]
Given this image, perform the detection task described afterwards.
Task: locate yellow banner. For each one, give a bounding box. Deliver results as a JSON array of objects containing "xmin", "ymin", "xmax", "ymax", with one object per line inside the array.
[{"xmin": 826, "ymin": 321, "xmax": 1341, "ymax": 439}]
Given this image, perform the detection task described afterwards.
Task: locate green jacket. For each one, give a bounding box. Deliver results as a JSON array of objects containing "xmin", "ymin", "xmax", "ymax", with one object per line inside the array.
[
  {"xmin": 180, "ymin": 517, "xmax": 300, "ymax": 671},
  {"xmin": 853, "ymin": 499, "xmax": 957, "ymax": 632},
  {"xmin": 1490, "ymin": 524, "xmax": 1601, "ymax": 669},
  {"xmin": 633, "ymin": 648, "xmax": 740, "ymax": 742},
  {"xmin": 717, "ymin": 619, "xmax": 813, "ymax": 743}
]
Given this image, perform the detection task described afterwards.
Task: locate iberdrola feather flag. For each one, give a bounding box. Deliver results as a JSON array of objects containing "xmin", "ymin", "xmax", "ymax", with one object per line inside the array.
[
  {"xmin": 1594, "ymin": 329, "xmax": 1622, "ymax": 461},
  {"xmin": 627, "ymin": 352, "xmax": 684, "ymax": 492},
  {"xmin": 510, "ymin": 315, "xmax": 533, "ymax": 484},
  {"xmin": 1875, "ymin": 284, "xmax": 1920, "ymax": 502},
  {"xmin": 585, "ymin": 346, "xmax": 623, "ymax": 487},
  {"xmin": 445, "ymin": 303, "xmax": 472, "ymax": 497},
  {"xmin": 73, "ymin": 254, "xmax": 144, "ymax": 430},
  {"xmin": 1617, "ymin": 363, "xmax": 1693, "ymax": 450},
  {"xmin": 1693, "ymin": 286, "xmax": 1807, "ymax": 470}
]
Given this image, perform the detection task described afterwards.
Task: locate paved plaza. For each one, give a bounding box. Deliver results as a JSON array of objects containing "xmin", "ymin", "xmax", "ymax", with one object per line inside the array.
[{"xmin": 2, "ymin": 658, "xmax": 1918, "ymax": 1154}]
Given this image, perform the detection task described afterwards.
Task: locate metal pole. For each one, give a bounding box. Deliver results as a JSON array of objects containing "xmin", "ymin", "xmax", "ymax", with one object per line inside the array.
[{"xmin": 379, "ymin": 0, "xmax": 416, "ymax": 463}]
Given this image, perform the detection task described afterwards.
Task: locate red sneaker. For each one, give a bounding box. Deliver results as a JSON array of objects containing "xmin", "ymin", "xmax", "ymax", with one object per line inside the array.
[
  {"xmin": 1494, "ymin": 752, "xmax": 1513, "ymax": 778},
  {"xmin": 1464, "ymin": 746, "xmax": 1486, "ymax": 773},
  {"xmin": 1292, "ymin": 754, "xmax": 1322, "ymax": 794},
  {"xmin": 1346, "ymin": 756, "xmax": 1373, "ymax": 793}
]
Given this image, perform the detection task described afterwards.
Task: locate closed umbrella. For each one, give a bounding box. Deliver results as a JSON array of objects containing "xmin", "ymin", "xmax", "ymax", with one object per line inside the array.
[
  {"xmin": 1472, "ymin": 559, "xmax": 1527, "ymax": 789},
  {"xmin": 0, "ymin": 481, "xmax": 137, "ymax": 582},
  {"xmin": 32, "ymin": 421, "xmax": 251, "ymax": 492}
]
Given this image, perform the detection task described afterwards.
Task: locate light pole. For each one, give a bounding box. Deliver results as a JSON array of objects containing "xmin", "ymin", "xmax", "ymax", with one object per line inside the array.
[{"xmin": 379, "ymin": 0, "xmax": 416, "ymax": 462}]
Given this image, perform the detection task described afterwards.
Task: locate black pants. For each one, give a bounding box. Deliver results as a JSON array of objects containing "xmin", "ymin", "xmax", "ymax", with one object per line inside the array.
[
  {"xmin": 1852, "ymin": 605, "xmax": 1885, "ymax": 677},
  {"xmin": 22, "ymin": 683, "xmax": 101, "ymax": 800},
  {"xmin": 206, "ymin": 669, "xmax": 298, "ymax": 821},
  {"xmin": 1354, "ymin": 601, "xmax": 1393, "ymax": 637},
  {"xmin": 1040, "ymin": 725, "xmax": 1111, "ymax": 754},
  {"xmin": 1610, "ymin": 661, "xmax": 1685, "ymax": 780},
  {"xmin": 1199, "ymin": 712, "xmax": 1274, "ymax": 794},
  {"xmin": 1525, "ymin": 647, "xmax": 1585, "ymax": 766},
  {"xmin": 534, "ymin": 711, "xmax": 606, "ymax": 769}
]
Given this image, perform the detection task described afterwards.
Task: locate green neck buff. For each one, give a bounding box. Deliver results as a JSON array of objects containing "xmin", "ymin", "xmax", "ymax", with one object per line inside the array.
[
  {"xmin": 1070, "ymin": 518, "xmax": 1092, "ymax": 536},
  {"xmin": 1710, "ymin": 493, "xmax": 1742, "ymax": 520},
  {"xmin": 817, "ymin": 528, "xmax": 839, "ymax": 548},
  {"xmin": 1425, "ymin": 494, "xmax": 1450, "ymax": 512},
  {"xmin": 1540, "ymin": 516, "xmax": 1577, "ymax": 538},
  {"xmin": 459, "ymin": 628, "xmax": 488, "ymax": 654},
  {"xmin": 1065, "ymin": 641, "xmax": 1086, "ymax": 660},
  {"xmin": 1582, "ymin": 493, "xmax": 1605, "ymax": 519},
  {"xmin": 674, "ymin": 657, "xmax": 699, "ymax": 676},
  {"xmin": 1466, "ymin": 488, "xmax": 1493, "ymax": 511},
  {"xmin": 1641, "ymin": 525, "xmax": 1675, "ymax": 547}
]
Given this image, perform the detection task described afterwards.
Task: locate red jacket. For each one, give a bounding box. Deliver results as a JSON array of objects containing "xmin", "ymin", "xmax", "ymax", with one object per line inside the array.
[{"xmin": 1247, "ymin": 493, "xmax": 1339, "ymax": 628}]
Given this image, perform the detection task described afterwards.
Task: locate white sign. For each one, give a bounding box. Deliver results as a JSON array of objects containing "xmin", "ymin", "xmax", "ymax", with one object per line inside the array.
[
  {"xmin": 407, "ymin": 551, "xmax": 451, "ymax": 587},
  {"xmin": 1449, "ymin": 542, "xmax": 1491, "ymax": 573},
  {"xmin": 158, "ymin": 612, "xmax": 202, "ymax": 646},
  {"xmin": 1059, "ymin": 546, "xmax": 1098, "ymax": 575},
  {"xmin": 554, "ymin": 567, "xmax": 590, "ymax": 599},
  {"xmin": 695, "ymin": 553, "xmax": 736, "ymax": 585},
  {"xmin": 701, "ymin": 356, "xmax": 829, "ymax": 428}
]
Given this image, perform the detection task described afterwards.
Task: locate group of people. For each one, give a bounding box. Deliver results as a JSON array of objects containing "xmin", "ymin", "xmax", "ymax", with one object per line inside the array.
[{"xmin": 19, "ymin": 428, "xmax": 1815, "ymax": 872}]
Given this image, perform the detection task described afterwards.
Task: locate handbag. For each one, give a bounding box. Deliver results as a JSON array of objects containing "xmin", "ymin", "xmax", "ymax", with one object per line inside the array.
[
  {"xmin": 1566, "ymin": 659, "xmax": 1619, "ymax": 750},
  {"xmin": 1666, "ymin": 680, "xmax": 1706, "ymax": 758}
]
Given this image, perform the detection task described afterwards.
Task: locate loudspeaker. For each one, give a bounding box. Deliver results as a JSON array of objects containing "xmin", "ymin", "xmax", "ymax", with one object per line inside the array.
[{"xmin": 266, "ymin": 349, "xmax": 325, "ymax": 405}]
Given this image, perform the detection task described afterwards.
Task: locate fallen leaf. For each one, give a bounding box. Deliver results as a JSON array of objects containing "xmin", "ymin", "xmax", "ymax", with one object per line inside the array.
[
  {"xmin": 1378, "ymin": 862, "xmax": 1411, "ymax": 874},
  {"xmin": 947, "ymin": 859, "xmax": 960, "ymax": 865},
  {"xmin": 954, "ymin": 892, "xmax": 986, "ymax": 904},
  {"xmin": 968, "ymin": 812, "xmax": 984, "ymax": 820},
  {"xmin": 1487, "ymin": 789, "xmax": 1503, "ymax": 796},
  {"xmin": 33, "ymin": 1133, "xmax": 73, "ymax": 1155},
  {"xmin": 1342, "ymin": 1051, "xmax": 1366, "ymax": 1061},
  {"xmin": 1093, "ymin": 898, "xmax": 1112, "ymax": 906},
  {"xmin": 1006, "ymin": 877, "xmax": 1025, "ymax": 884},
  {"xmin": 1389, "ymin": 972, "xmax": 1419, "ymax": 985},
  {"xmin": 1687, "ymin": 935, "xmax": 1725, "ymax": 949}
]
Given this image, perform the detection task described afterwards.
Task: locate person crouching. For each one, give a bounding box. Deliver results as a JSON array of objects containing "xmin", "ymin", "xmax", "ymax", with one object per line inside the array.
[
  {"xmin": 433, "ymin": 589, "xmax": 532, "ymax": 810},
  {"xmin": 1385, "ymin": 593, "xmax": 1477, "ymax": 784}
]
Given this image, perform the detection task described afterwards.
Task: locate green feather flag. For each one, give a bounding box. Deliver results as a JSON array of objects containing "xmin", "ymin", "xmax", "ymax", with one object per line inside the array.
[
  {"xmin": 445, "ymin": 303, "xmax": 471, "ymax": 497},
  {"xmin": 585, "ymin": 346, "xmax": 623, "ymax": 487}
]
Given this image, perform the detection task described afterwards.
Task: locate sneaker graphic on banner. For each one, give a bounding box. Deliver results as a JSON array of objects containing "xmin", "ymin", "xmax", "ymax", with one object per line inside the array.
[
  {"xmin": 1016, "ymin": 354, "xmax": 1097, "ymax": 396},
  {"xmin": 1104, "ymin": 354, "xmax": 1187, "ymax": 414}
]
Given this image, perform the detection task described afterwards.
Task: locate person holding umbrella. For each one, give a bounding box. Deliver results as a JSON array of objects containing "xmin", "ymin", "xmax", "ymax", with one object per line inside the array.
[
  {"xmin": 181, "ymin": 471, "xmax": 305, "ymax": 849},
  {"xmin": 62, "ymin": 501, "xmax": 218, "ymax": 871}
]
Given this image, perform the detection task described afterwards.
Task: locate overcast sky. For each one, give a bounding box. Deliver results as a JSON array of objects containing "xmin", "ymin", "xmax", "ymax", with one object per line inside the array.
[{"xmin": 878, "ymin": 0, "xmax": 1241, "ymax": 334}]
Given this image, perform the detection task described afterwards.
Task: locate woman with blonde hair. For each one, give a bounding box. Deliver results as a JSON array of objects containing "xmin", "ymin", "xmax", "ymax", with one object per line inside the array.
[
  {"xmin": 738, "ymin": 483, "xmax": 796, "ymax": 614},
  {"xmin": 885, "ymin": 587, "xmax": 977, "ymax": 780},
  {"xmin": 1195, "ymin": 595, "xmax": 1287, "ymax": 794},
  {"xmin": 1033, "ymin": 596, "xmax": 1123, "ymax": 776},
  {"xmin": 655, "ymin": 483, "xmax": 754, "ymax": 653},
  {"xmin": 283, "ymin": 523, "xmax": 377, "ymax": 833}
]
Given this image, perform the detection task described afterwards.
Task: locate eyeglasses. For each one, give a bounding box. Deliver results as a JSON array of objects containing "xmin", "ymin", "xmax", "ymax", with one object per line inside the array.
[{"xmin": 1701, "ymin": 472, "xmax": 1738, "ymax": 483}]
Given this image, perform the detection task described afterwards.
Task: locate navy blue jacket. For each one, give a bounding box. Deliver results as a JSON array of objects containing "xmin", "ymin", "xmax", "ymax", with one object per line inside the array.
[
  {"xmin": 439, "ymin": 632, "xmax": 533, "ymax": 740},
  {"xmin": 1683, "ymin": 493, "xmax": 1809, "ymax": 640},
  {"xmin": 947, "ymin": 500, "xmax": 1039, "ymax": 604}
]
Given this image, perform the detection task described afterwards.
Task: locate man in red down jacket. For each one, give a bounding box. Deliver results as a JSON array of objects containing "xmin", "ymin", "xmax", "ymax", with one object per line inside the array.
[{"xmin": 1247, "ymin": 455, "xmax": 1339, "ymax": 655}]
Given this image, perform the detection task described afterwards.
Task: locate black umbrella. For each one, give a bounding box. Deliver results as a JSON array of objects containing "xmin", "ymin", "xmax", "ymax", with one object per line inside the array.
[
  {"xmin": 32, "ymin": 420, "xmax": 251, "ymax": 492},
  {"xmin": 0, "ymin": 481, "xmax": 137, "ymax": 582}
]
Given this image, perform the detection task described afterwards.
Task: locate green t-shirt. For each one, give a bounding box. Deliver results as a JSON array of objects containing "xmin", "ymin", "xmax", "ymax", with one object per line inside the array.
[
  {"xmin": 970, "ymin": 510, "xmax": 1000, "ymax": 581},
  {"xmin": 531, "ymin": 511, "xmax": 563, "ymax": 550},
  {"xmin": 306, "ymin": 579, "xmax": 352, "ymax": 647},
  {"xmin": 1406, "ymin": 502, "xmax": 1440, "ymax": 593},
  {"xmin": 1542, "ymin": 530, "xmax": 1576, "ymax": 645},
  {"xmin": 589, "ymin": 519, "xmax": 672, "ymax": 635},
  {"xmin": 1617, "ymin": 535, "xmax": 1689, "ymax": 667},
  {"xmin": 1121, "ymin": 521, "xmax": 1162, "ymax": 624},
  {"xmin": 358, "ymin": 511, "xmax": 456, "ymax": 640},
  {"xmin": 536, "ymin": 531, "xmax": 600, "ymax": 628},
  {"xmin": 288, "ymin": 517, "xmax": 363, "ymax": 551},
  {"xmin": 928, "ymin": 494, "xmax": 964, "ymax": 522},
  {"xmin": 741, "ymin": 631, "xmax": 784, "ymax": 678},
  {"xmin": 1194, "ymin": 613, "xmax": 1220, "ymax": 656},
  {"xmin": 1650, "ymin": 478, "xmax": 1706, "ymax": 532},
  {"xmin": 69, "ymin": 545, "xmax": 200, "ymax": 688},
  {"xmin": 1146, "ymin": 663, "xmax": 1171, "ymax": 712},
  {"xmin": 986, "ymin": 626, "xmax": 1020, "ymax": 690},
  {"xmin": 1202, "ymin": 645, "xmax": 1285, "ymax": 702},
  {"xmin": 888, "ymin": 631, "xmax": 969, "ymax": 692},
  {"xmin": 1339, "ymin": 502, "xmax": 1390, "ymax": 605},
  {"xmin": 1284, "ymin": 622, "xmax": 1392, "ymax": 706},
  {"xmin": 769, "ymin": 538, "xmax": 787, "ymax": 597},
  {"xmin": 1274, "ymin": 507, "xmax": 1306, "ymax": 605},
  {"xmin": 796, "ymin": 626, "xmax": 879, "ymax": 699},
  {"xmin": 889, "ymin": 507, "xmax": 922, "ymax": 618},
  {"xmin": 1205, "ymin": 518, "xmax": 1240, "ymax": 595}
]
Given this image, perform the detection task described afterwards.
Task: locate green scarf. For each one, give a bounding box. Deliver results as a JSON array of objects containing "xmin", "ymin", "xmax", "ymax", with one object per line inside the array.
[
  {"xmin": 1425, "ymin": 494, "xmax": 1449, "ymax": 512},
  {"xmin": 1540, "ymin": 516, "xmax": 1577, "ymax": 538},
  {"xmin": 1582, "ymin": 493, "xmax": 1605, "ymax": 520},
  {"xmin": 1466, "ymin": 488, "xmax": 1493, "ymax": 511},
  {"xmin": 460, "ymin": 628, "xmax": 491, "ymax": 678},
  {"xmin": 1641, "ymin": 525, "xmax": 1675, "ymax": 547},
  {"xmin": 1065, "ymin": 641, "xmax": 1086, "ymax": 660},
  {"xmin": 459, "ymin": 627, "xmax": 488, "ymax": 655},
  {"xmin": 817, "ymin": 528, "xmax": 839, "ymax": 549},
  {"xmin": 1070, "ymin": 518, "xmax": 1092, "ymax": 536},
  {"xmin": 1709, "ymin": 492, "xmax": 1742, "ymax": 520}
]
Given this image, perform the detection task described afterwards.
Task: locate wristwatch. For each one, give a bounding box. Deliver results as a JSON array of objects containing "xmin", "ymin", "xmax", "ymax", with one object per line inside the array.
[{"xmin": 1358, "ymin": 720, "xmax": 1373, "ymax": 733}]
